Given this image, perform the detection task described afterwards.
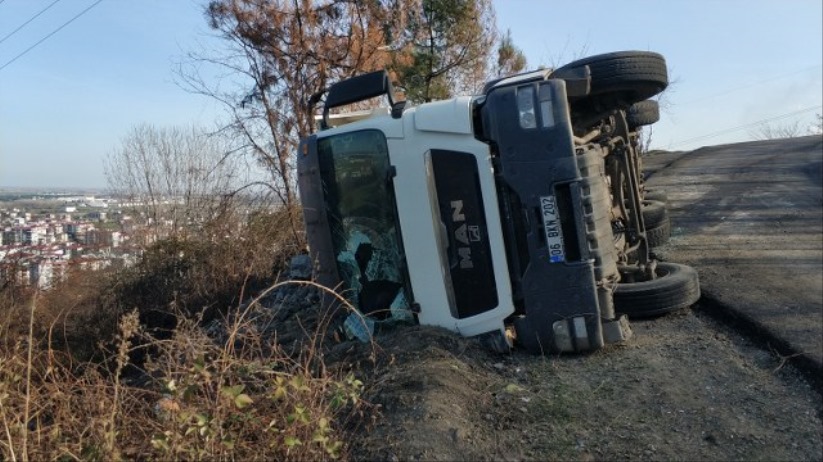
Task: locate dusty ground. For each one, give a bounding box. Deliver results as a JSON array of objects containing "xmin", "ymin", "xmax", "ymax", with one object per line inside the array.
[{"xmin": 337, "ymin": 308, "xmax": 821, "ymax": 461}]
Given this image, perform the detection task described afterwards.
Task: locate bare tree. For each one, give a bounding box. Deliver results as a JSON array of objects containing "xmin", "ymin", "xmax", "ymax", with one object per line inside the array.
[
  {"xmin": 104, "ymin": 124, "xmax": 241, "ymax": 238},
  {"xmin": 177, "ymin": 0, "xmax": 396, "ymax": 220},
  {"xmin": 636, "ymin": 125, "xmax": 653, "ymax": 155},
  {"xmin": 809, "ymin": 113, "xmax": 823, "ymax": 135},
  {"xmin": 749, "ymin": 120, "xmax": 805, "ymax": 140}
]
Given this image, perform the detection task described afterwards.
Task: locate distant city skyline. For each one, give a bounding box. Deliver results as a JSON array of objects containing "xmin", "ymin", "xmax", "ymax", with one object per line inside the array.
[
  {"xmin": 1, "ymin": 0, "xmax": 821, "ymax": 188},
  {"xmin": 0, "ymin": 185, "xmax": 107, "ymax": 194}
]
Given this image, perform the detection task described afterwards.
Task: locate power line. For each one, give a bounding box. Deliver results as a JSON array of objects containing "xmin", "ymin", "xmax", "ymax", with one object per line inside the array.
[
  {"xmin": 0, "ymin": 0, "xmax": 63, "ymax": 46},
  {"xmin": 0, "ymin": 0, "xmax": 104, "ymax": 73},
  {"xmin": 671, "ymin": 105, "xmax": 822, "ymax": 147},
  {"xmin": 678, "ymin": 65, "xmax": 823, "ymax": 106}
]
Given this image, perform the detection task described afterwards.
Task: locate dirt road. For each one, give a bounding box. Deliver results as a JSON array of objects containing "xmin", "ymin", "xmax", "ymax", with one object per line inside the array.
[
  {"xmin": 345, "ymin": 136, "xmax": 823, "ymax": 461},
  {"xmin": 645, "ymin": 135, "xmax": 823, "ymax": 378}
]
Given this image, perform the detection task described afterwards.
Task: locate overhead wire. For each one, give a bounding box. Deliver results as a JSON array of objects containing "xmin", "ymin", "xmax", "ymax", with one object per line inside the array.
[
  {"xmin": 677, "ymin": 65, "xmax": 823, "ymax": 107},
  {"xmin": 660, "ymin": 65, "xmax": 822, "ymax": 148},
  {"xmin": 0, "ymin": 0, "xmax": 104, "ymax": 73},
  {"xmin": 670, "ymin": 105, "xmax": 822, "ymax": 148},
  {"xmin": 0, "ymin": 0, "xmax": 63, "ymax": 46}
]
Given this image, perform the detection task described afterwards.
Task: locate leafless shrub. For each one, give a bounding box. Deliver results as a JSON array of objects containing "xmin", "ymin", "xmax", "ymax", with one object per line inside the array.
[
  {"xmin": 636, "ymin": 125, "xmax": 654, "ymax": 156},
  {"xmin": 104, "ymin": 124, "xmax": 244, "ymax": 239},
  {"xmin": 749, "ymin": 119, "xmax": 805, "ymax": 140},
  {"xmin": 0, "ymin": 283, "xmax": 371, "ymax": 461},
  {"xmin": 809, "ymin": 113, "xmax": 822, "ymax": 135}
]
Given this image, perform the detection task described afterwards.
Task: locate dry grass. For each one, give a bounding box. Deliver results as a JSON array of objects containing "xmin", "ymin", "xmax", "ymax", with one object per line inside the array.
[
  {"xmin": 0, "ymin": 205, "xmax": 372, "ymax": 461},
  {"xmin": 0, "ymin": 283, "xmax": 369, "ymax": 461}
]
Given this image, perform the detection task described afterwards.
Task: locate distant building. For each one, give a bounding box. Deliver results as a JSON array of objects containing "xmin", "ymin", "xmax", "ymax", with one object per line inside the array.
[
  {"xmin": 85, "ymin": 229, "xmax": 101, "ymax": 246},
  {"xmin": 111, "ymin": 231, "xmax": 122, "ymax": 248},
  {"xmin": 23, "ymin": 226, "xmax": 47, "ymax": 245},
  {"xmin": 1, "ymin": 228, "xmax": 18, "ymax": 245},
  {"xmin": 3, "ymin": 228, "xmax": 23, "ymax": 245},
  {"xmin": 64, "ymin": 223, "xmax": 77, "ymax": 239},
  {"xmin": 30, "ymin": 259, "xmax": 67, "ymax": 290},
  {"xmin": 87, "ymin": 211, "xmax": 107, "ymax": 221},
  {"xmin": 64, "ymin": 223, "xmax": 93, "ymax": 241},
  {"xmin": 53, "ymin": 231, "xmax": 69, "ymax": 243},
  {"xmin": 77, "ymin": 257, "xmax": 111, "ymax": 272}
]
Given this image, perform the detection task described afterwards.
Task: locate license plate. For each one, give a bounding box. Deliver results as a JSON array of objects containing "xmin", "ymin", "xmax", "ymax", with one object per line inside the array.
[{"xmin": 540, "ymin": 195, "xmax": 565, "ymax": 263}]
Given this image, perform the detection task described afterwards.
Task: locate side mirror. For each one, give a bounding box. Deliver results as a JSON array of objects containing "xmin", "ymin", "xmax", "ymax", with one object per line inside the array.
[
  {"xmin": 322, "ymin": 70, "xmax": 405, "ymax": 129},
  {"xmin": 549, "ymin": 65, "xmax": 591, "ymax": 98}
]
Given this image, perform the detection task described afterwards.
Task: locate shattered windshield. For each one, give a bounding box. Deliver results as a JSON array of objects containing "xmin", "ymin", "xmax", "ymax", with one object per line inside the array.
[{"xmin": 317, "ymin": 130, "xmax": 412, "ymax": 323}]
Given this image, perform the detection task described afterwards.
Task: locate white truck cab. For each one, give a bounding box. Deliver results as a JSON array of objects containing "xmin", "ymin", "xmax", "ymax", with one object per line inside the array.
[
  {"xmin": 298, "ymin": 67, "xmax": 640, "ymax": 353},
  {"xmin": 300, "ymin": 92, "xmax": 515, "ymax": 348}
]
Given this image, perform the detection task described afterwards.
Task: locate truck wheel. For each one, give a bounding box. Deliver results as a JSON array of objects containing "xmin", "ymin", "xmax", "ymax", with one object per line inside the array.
[
  {"xmin": 641, "ymin": 200, "xmax": 667, "ymax": 229},
  {"xmin": 627, "ymin": 100, "xmax": 660, "ymax": 129},
  {"xmin": 643, "ymin": 189, "xmax": 667, "ymax": 203},
  {"xmin": 646, "ymin": 218, "xmax": 671, "ymax": 248},
  {"xmin": 556, "ymin": 51, "xmax": 668, "ymax": 105},
  {"xmin": 614, "ymin": 262, "xmax": 700, "ymax": 318},
  {"xmin": 642, "ymin": 200, "xmax": 671, "ymax": 247}
]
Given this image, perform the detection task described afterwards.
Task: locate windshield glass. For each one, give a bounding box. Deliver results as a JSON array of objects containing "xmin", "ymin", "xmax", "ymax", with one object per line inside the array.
[{"xmin": 317, "ymin": 129, "xmax": 412, "ymax": 321}]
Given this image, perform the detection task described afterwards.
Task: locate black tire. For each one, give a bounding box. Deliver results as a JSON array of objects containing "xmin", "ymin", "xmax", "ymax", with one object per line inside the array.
[
  {"xmin": 643, "ymin": 189, "xmax": 668, "ymax": 204},
  {"xmin": 627, "ymin": 100, "xmax": 660, "ymax": 129},
  {"xmin": 646, "ymin": 218, "xmax": 671, "ymax": 248},
  {"xmin": 642, "ymin": 200, "xmax": 668, "ymax": 229},
  {"xmin": 614, "ymin": 262, "xmax": 700, "ymax": 318},
  {"xmin": 556, "ymin": 51, "xmax": 669, "ymax": 105}
]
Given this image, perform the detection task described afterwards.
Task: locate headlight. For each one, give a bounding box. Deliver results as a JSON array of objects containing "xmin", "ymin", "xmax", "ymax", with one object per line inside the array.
[
  {"xmin": 539, "ymin": 84, "xmax": 555, "ymax": 128},
  {"xmin": 516, "ymin": 86, "xmax": 536, "ymax": 129}
]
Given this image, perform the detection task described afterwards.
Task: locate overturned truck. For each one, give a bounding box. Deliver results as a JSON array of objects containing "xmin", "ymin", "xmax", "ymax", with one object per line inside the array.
[{"xmin": 297, "ymin": 51, "xmax": 700, "ymax": 354}]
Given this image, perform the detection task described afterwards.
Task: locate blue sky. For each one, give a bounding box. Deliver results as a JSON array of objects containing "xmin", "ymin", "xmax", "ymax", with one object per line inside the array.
[{"xmin": 1, "ymin": 0, "xmax": 821, "ymax": 189}]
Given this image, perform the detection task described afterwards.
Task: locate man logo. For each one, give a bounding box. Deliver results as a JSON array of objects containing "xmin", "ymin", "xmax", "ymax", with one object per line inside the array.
[
  {"xmin": 450, "ymin": 200, "xmax": 474, "ymax": 269},
  {"xmin": 468, "ymin": 225, "xmax": 481, "ymax": 242}
]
